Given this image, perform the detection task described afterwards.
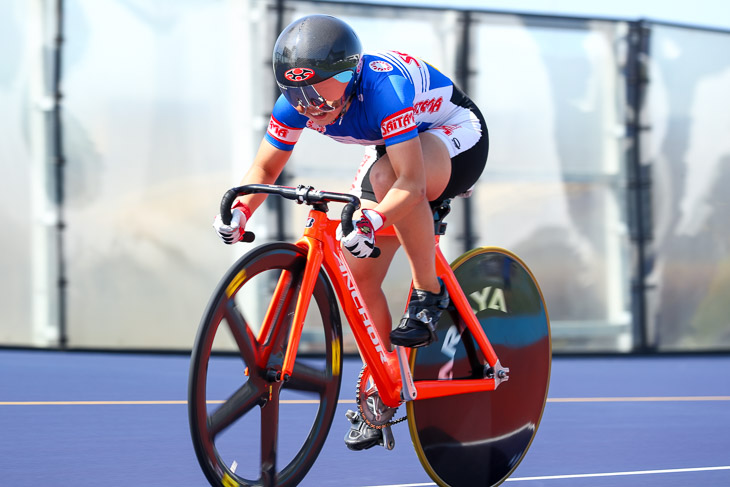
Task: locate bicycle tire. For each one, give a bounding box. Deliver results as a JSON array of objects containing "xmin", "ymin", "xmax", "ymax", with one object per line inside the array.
[
  {"xmin": 189, "ymin": 243, "xmax": 343, "ymax": 487},
  {"xmin": 407, "ymin": 247, "xmax": 551, "ymax": 487}
]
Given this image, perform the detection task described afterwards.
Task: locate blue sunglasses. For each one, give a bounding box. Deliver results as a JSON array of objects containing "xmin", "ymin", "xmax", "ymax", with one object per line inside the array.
[{"xmin": 278, "ymin": 71, "xmax": 354, "ymax": 112}]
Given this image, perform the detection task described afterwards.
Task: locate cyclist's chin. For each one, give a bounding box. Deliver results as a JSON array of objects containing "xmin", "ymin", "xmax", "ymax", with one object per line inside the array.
[{"xmin": 306, "ymin": 109, "xmax": 340, "ymax": 126}]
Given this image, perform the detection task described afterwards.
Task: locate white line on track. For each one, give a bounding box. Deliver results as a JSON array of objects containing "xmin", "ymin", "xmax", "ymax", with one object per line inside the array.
[
  {"xmin": 362, "ymin": 483, "xmax": 435, "ymax": 487},
  {"xmin": 506, "ymin": 465, "xmax": 730, "ymax": 481},
  {"xmin": 548, "ymin": 396, "xmax": 730, "ymax": 403},
  {"xmin": 363, "ymin": 465, "xmax": 730, "ymax": 486}
]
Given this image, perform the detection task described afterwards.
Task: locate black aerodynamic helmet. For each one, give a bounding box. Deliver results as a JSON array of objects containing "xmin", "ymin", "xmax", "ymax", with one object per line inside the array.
[{"xmin": 273, "ymin": 15, "xmax": 362, "ymax": 110}]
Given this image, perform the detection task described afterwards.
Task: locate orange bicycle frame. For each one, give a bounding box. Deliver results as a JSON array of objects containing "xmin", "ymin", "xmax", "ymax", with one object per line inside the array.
[{"xmin": 260, "ymin": 204, "xmax": 505, "ymax": 409}]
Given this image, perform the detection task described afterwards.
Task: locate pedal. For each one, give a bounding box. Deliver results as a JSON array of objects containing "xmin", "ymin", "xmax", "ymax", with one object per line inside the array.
[
  {"xmin": 345, "ymin": 409, "xmax": 358, "ymax": 423},
  {"xmin": 380, "ymin": 424, "xmax": 395, "ymax": 450},
  {"xmin": 345, "ymin": 409, "xmax": 391, "ymax": 452}
]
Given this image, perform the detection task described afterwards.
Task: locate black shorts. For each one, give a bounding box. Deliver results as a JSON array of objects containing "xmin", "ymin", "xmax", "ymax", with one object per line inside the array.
[{"xmin": 351, "ymin": 86, "xmax": 489, "ymax": 204}]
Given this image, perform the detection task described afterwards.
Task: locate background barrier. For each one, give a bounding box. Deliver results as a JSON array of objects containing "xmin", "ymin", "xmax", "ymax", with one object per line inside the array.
[{"xmin": 1, "ymin": 0, "xmax": 728, "ymax": 353}]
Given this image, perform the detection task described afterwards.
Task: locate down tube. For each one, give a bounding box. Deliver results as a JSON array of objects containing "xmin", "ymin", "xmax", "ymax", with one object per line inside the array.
[{"xmin": 321, "ymin": 246, "xmax": 402, "ymax": 408}]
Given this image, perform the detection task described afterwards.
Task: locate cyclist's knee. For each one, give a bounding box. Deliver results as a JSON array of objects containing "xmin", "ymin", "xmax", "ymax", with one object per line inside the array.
[
  {"xmin": 368, "ymin": 158, "xmax": 395, "ymax": 201},
  {"xmin": 347, "ymin": 254, "xmax": 389, "ymax": 289}
]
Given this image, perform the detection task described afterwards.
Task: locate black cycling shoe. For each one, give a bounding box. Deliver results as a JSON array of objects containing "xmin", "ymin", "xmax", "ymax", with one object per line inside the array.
[
  {"xmin": 390, "ymin": 278, "xmax": 449, "ymax": 348},
  {"xmin": 344, "ymin": 410, "xmax": 382, "ymax": 451}
]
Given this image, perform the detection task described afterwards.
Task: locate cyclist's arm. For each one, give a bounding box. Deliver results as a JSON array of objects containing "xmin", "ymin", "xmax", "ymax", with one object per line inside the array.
[
  {"xmin": 362, "ymin": 72, "xmax": 429, "ymax": 226},
  {"xmin": 233, "ymin": 96, "xmax": 306, "ymax": 215},
  {"xmin": 233, "ymin": 139, "xmax": 292, "ymax": 214},
  {"xmin": 370, "ymin": 136, "xmax": 428, "ymax": 226}
]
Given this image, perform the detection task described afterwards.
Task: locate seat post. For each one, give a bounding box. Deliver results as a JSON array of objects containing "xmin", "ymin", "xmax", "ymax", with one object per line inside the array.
[{"xmin": 432, "ymin": 199, "xmax": 451, "ymax": 236}]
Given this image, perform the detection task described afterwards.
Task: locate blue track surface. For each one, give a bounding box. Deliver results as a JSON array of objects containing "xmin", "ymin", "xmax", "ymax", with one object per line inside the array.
[{"xmin": 1, "ymin": 350, "xmax": 729, "ymax": 486}]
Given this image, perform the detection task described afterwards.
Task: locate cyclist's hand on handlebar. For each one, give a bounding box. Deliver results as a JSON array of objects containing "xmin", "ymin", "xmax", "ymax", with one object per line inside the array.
[
  {"xmin": 213, "ymin": 209, "xmax": 247, "ymax": 244},
  {"xmin": 341, "ymin": 209, "xmax": 384, "ymax": 259}
]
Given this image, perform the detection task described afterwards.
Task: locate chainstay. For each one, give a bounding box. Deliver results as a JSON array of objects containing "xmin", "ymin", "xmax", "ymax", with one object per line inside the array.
[{"xmin": 355, "ymin": 366, "xmax": 407, "ymax": 430}]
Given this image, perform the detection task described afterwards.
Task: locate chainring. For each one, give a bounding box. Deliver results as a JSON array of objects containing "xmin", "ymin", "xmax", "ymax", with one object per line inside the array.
[{"xmin": 356, "ymin": 365, "xmax": 407, "ymax": 429}]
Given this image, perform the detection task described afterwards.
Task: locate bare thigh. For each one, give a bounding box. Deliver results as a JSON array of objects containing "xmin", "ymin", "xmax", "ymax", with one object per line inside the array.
[{"xmin": 369, "ymin": 132, "xmax": 452, "ymax": 203}]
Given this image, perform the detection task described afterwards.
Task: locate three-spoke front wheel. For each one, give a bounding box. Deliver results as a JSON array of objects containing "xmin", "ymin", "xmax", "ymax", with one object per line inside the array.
[{"xmin": 188, "ymin": 243, "xmax": 343, "ymax": 487}]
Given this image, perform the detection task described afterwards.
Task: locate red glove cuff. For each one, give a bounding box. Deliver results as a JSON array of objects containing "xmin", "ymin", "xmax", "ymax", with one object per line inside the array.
[
  {"xmin": 232, "ymin": 200, "xmax": 252, "ymax": 221},
  {"xmin": 361, "ymin": 209, "xmax": 385, "ymax": 231}
]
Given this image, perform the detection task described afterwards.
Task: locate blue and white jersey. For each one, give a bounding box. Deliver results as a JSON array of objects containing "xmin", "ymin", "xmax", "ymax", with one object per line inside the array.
[{"xmin": 265, "ymin": 50, "xmax": 479, "ymax": 153}]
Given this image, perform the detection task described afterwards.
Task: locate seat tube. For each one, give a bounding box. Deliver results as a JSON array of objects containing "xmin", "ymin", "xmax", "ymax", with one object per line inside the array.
[{"xmin": 435, "ymin": 249, "xmax": 500, "ymax": 367}]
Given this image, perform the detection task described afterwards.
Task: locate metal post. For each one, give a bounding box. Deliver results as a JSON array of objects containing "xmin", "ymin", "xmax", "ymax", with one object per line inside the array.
[
  {"xmin": 29, "ymin": 0, "xmax": 66, "ymax": 347},
  {"xmin": 456, "ymin": 10, "xmax": 475, "ymax": 252},
  {"xmin": 625, "ymin": 21, "xmax": 652, "ymax": 352},
  {"xmin": 52, "ymin": 0, "xmax": 67, "ymax": 348}
]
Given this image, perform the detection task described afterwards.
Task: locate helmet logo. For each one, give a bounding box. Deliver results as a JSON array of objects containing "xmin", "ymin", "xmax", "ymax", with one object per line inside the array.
[{"xmin": 285, "ymin": 68, "xmax": 315, "ymax": 82}]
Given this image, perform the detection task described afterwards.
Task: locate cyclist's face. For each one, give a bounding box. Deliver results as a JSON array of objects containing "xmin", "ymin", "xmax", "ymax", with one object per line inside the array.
[{"xmin": 293, "ymin": 77, "xmax": 349, "ymax": 125}]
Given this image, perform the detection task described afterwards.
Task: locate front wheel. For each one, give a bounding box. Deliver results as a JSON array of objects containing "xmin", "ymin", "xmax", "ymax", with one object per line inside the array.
[
  {"xmin": 188, "ymin": 243, "xmax": 343, "ymax": 487},
  {"xmin": 407, "ymin": 247, "xmax": 551, "ymax": 487}
]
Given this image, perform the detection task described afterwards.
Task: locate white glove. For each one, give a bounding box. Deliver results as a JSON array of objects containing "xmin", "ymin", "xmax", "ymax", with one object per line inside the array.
[
  {"xmin": 213, "ymin": 209, "xmax": 247, "ymax": 244},
  {"xmin": 341, "ymin": 209, "xmax": 384, "ymax": 259}
]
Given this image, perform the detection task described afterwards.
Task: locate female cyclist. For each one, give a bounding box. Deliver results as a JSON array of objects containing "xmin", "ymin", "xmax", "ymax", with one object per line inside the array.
[{"xmin": 213, "ymin": 14, "xmax": 489, "ymax": 451}]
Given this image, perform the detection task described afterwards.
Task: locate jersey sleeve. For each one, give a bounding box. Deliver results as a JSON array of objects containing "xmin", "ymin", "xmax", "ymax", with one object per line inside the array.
[
  {"xmin": 264, "ymin": 95, "xmax": 308, "ymax": 151},
  {"xmin": 372, "ymin": 74, "xmax": 419, "ymax": 146}
]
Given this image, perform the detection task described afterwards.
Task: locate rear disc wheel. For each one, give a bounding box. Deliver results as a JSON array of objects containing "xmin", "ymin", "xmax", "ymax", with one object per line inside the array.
[{"xmin": 407, "ymin": 247, "xmax": 551, "ymax": 487}]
